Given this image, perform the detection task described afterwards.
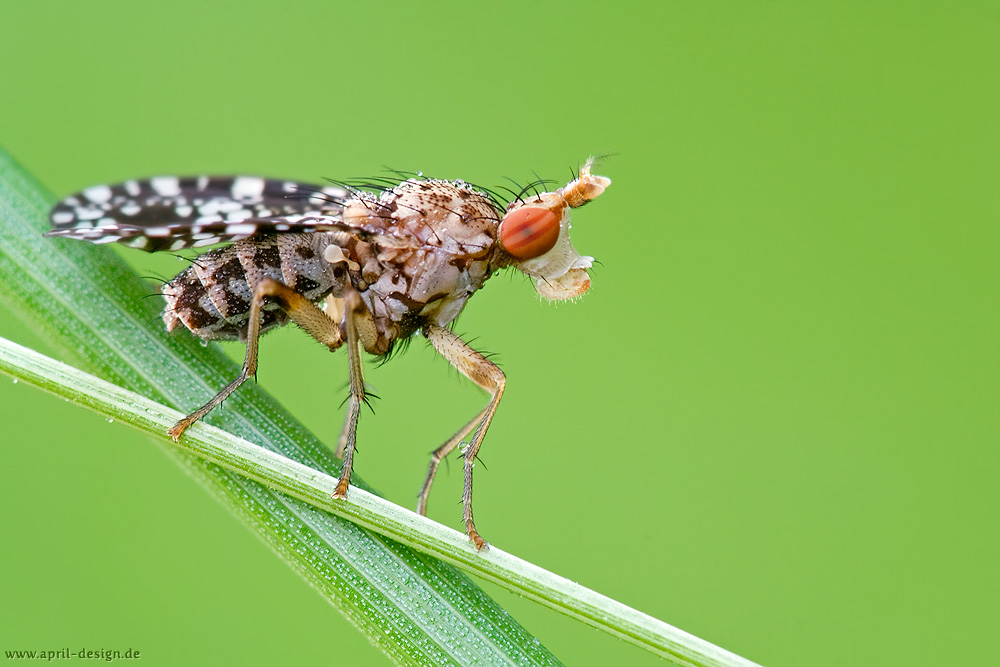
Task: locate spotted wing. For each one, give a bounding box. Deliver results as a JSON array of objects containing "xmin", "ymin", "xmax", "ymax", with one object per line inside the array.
[{"xmin": 46, "ymin": 176, "xmax": 358, "ymax": 252}]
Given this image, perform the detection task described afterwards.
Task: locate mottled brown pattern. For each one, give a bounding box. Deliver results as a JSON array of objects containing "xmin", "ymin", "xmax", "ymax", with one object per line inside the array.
[{"xmin": 160, "ymin": 171, "xmax": 599, "ymax": 353}]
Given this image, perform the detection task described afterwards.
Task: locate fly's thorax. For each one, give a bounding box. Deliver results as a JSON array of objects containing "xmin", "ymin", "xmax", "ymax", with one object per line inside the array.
[
  {"xmin": 496, "ymin": 161, "xmax": 611, "ymax": 300},
  {"xmin": 336, "ymin": 178, "xmax": 502, "ymax": 334},
  {"xmin": 341, "ymin": 178, "xmax": 501, "ymax": 253}
]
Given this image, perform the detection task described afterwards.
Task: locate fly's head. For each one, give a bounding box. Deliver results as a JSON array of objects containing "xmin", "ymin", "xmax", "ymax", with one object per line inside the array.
[{"xmin": 497, "ymin": 158, "xmax": 610, "ymax": 300}]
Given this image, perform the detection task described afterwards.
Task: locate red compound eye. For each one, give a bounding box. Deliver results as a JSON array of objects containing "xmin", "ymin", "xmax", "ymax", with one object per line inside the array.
[{"xmin": 499, "ymin": 207, "xmax": 560, "ymax": 259}]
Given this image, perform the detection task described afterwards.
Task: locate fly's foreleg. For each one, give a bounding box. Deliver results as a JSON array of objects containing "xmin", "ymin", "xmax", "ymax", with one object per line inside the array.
[{"xmin": 423, "ymin": 325, "xmax": 505, "ymax": 551}]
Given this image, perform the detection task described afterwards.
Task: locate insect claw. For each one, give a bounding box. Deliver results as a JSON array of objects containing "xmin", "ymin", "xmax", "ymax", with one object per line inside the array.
[
  {"xmin": 467, "ymin": 527, "xmax": 487, "ymax": 552},
  {"xmin": 166, "ymin": 420, "xmax": 187, "ymax": 442}
]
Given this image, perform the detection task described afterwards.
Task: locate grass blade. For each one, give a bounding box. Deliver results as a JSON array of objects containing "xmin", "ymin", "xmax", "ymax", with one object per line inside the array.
[{"xmin": 0, "ymin": 334, "xmax": 761, "ymax": 667}]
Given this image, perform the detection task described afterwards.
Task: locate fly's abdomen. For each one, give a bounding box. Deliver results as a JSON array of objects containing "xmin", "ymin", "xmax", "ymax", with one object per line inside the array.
[{"xmin": 163, "ymin": 233, "xmax": 336, "ymax": 341}]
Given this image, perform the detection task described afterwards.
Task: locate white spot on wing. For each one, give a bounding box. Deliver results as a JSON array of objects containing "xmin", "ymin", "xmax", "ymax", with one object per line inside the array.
[
  {"xmin": 83, "ymin": 185, "xmax": 113, "ymax": 203},
  {"xmin": 150, "ymin": 176, "xmax": 181, "ymax": 197},
  {"xmin": 52, "ymin": 211, "xmax": 74, "ymax": 224},
  {"xmin": 76, "ymin": 208, "xmax": 104, "ymax": 220},
  {"xmin": 197, "ymin": 199, "xmax": 245, "ymax": 216},
  {"xmin": 308, "ymin": 191, "xmax": 333, "ymax": 205},
  {"xmin": 124, "ymin": 180, "xmax": 141, "ymax": 196},
  {"xmin": 224, "ymin": 223, "xmax": 258, "ymax": 235},
  {"xmin": 232, "ymin": 176, "xmax": 265, "ymax": 200}
]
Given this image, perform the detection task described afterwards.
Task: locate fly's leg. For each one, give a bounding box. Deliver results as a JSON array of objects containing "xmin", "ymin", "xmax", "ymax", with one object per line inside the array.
[
  {"xmin": 168, "ymin": 277, "xmax": 344, "ymax": 440},
  {"xmin": 333, "ymin": 291, "xmax": 378, "ymax": 499},
  {"xmin": 417, "ymin": 404, "xmax": 489, "ymax": 516},
  {"xmin": 423, "ymin": 325, "xmax": 506, "ymax": 551}
]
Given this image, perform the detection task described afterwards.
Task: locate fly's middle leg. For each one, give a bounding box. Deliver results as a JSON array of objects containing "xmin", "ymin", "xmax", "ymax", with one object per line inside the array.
[{"xmin": 333, "ymin": 291, "xmax": 378, "ymax": 499}]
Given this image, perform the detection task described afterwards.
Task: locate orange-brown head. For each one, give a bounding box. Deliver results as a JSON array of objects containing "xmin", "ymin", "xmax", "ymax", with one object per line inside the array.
[{"xmin": 497, "ymin": 158, "xmax": 610, "ymax": 300}]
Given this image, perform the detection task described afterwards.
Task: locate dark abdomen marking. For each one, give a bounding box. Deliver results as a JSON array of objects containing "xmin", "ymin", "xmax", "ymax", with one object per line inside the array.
[{"xmin": 163, "ymin": 233, "xmax": 339, "ymax": 341}]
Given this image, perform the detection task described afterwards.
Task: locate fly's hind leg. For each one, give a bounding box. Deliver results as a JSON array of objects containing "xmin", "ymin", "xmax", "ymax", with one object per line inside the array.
[
  {"xmin": 168, "ymin": 277, "xmax": 344, "ymax": 440},
  {"xmin": 422, "ymin": 325, "xmax": 506, "ymax": 551}
]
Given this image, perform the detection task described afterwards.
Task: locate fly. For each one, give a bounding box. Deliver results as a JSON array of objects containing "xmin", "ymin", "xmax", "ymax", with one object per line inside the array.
[{"xmin": 47, "ymin": 160, "xmax": 611, "ymax": 549}]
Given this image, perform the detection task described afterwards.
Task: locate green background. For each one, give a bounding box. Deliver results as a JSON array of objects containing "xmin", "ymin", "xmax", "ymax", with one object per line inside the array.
[{"xmin": 0, "ymin": 1, "xmax": 996, "ymax": 665}]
